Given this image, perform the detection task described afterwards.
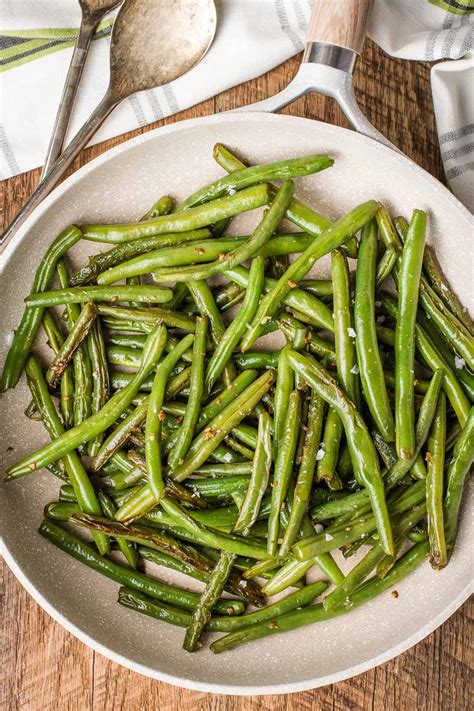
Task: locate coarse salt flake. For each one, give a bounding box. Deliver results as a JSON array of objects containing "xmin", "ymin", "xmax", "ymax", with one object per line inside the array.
[
  {"xmin": 347, "ymin": 327, "xmax": 356, "ymax": 338},
  {"xmin": 314, "ymin": 524, "xmax": 324, "ymax": 533},
  {"xmin": 350, "ymin": 364, "xmax": 360, "ymax": 375},
  {"xmin": 324, "ymin": 533, "xmax": 333, "ymax": 541},
  {"xmin": 454, "ymin": 356, "xmax": 466, "ymax": 370},
  {"xmin": 316, "ymin": 447, "xmax": 325, "ymax": 461}
]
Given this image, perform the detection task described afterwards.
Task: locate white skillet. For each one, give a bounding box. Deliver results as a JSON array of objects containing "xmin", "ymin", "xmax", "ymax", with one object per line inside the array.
[{"xmin": 0, "ymin": 1, "xmax": 473, "ymax": 699}]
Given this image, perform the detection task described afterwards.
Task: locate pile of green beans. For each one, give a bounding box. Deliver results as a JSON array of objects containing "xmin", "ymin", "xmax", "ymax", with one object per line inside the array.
[{"xmin": 2, "ymin": 146, "xmax": 473, "ymax": 656}]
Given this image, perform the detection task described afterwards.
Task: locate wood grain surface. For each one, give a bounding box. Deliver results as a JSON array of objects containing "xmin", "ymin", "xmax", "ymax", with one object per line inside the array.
[{"xmin": 1, "ymin": 39, "xmax": 472, "ymax": 711}]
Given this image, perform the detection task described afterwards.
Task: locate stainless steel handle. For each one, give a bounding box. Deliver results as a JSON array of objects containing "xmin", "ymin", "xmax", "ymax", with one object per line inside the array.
[
  {"xmin": 1, "ymin": 92, "xmax": 117, "ymax": 253},
  {"xmin": 41, "ymin": 15, "xmax": 98, "ymax": 178}
]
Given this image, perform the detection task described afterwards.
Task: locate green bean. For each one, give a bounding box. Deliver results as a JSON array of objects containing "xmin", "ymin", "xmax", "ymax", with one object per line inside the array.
[
  {"xmin": 383, "ymin": 370, "xmax": 430, "ymax": 395},
  {"xmin": 42, "ymin": 309, "xmax": 74, "ymax": 428},
  {"xmin": 227, "ymin": 265, "xmax": 334, "ymax": 333},
  {"xmin": 180, "ymin": 153, "xmax": 332, "ymax": 210},
  {"xmin": 386, "ymin": 211, "xmax": 473, "ymax": 363},
  {"xmin": 317, "ymin": 250, "xmax": 358, "ymax": 484},
  {"xmin": 192, "ymin": 463, "xmax": 254, "ymax": 477},
  {"xmin": 184, "ymin": 550, "xmax": 236, "ymax": 651},
  {"xmin": 86, "ymin": 319, "xmax": 110, "ymax": 457},
  {"xmin": 426, "ymin": 391, "xmax": 447, "ymax": 569},
  {"xmin": 92, "ymin": 400, "xmax": 149, "ymax": 471},
  {"xmin": 138, "ymin": 545, "xmax": 264, "ymax": 607},
  {"xmin": 97, "ymin": 491, "xmax": 139, "ymax": 568},
  {"xmin": 421, "ymin": 245, "xmax": 474, "ymax": 336},
  {"xmin": 395, "ymin": 209, "xmax": 427, "ymax": 460},
  {"xmin": 71, "ymin": 230, "xmax": 210, "ymax": 285},
  {"xmin": 233, "ymin": 412, "xmax": 272, "ymax": 536},
  {"xmin": 375, "ymin": 244, "xmax": 398, "ymax": 288},
  {"xmin": 211, "ymin": 541, "xmax": 428, "ymax": 653},
  {"xmin": 278, "ymin": 314, "xmax": 336, "ymax": 364},
  {"xmin": 310, "ymin": 373, "xmax": 443, "ymax": 524},
  {"xmin": 241, "ymin": 200, "xmax": 379, "ymax": 351},
  {"xmin": 109, "ymin": 366, "xmax": 191, "ymax": 396},
  {"xmin": 142, "ymin": 195, "xmax": 175, "ymax": 220},
  {"xmin": 82, "ymin": 184, "xmax": 271, "ymax": 243},
  {"xmin": 1, "ymin": 225, "xmax": 82, "ymax": 390},
  {"xmin": 355, "ymin": 221, "xmax": 395, "ymax": 442},
  {"xmin": 151, "ymin": 181, "xmax": 295, "ymax": 283},
  {"xmin": 206, "ymin": 257, "xmax": 265, "ymax": 392},
  {"xmin": 129, "ymin": 275, "xmax": 149, "ymax": 307},
  {"xmin": 168, "ymin": 318, "xmax": 208, "ymax": 470},
  {"xmin": 225, "ymin": 436, "xmax": 254, "ymax": 460},
  {"xmin": 39, "ymin": 520, "xmax": 242, "ymax": 615},
  {"xmin": 96, "ymin": 304, "xmax": 196, "ymax": 332},
  {"xmin": 163, "ymin": 370, "xmax": 259, "ymax": 456},
  {"xmin": 120, "ymin": 580, "xmax": 327, "ymax": 635},
  {"xmin": 185, "ymin": 476, "xmax": 251, "ymax": 499},
  {"xmin": 122, "ymin": 449, "xmax": 208, "ymax": 509},
  {"xmin": 380, "ymin": 295, "xmax": 470, "ymax": 426},
  {"xmin": 418, "ymin": 280, "xmax": 474, "ymax": 372},
  {"xmin": 300, "ymin": 279, "xmax": 334, "ymax": 297},
  {"xmin": 233, "ymin": 352, "xmax": 280, "ymax": 370},
  {"xmin": 170, "ymin": 370, "xmax": 275, "ymax": 483},
  {"xmin": 444, "ymin": 407, "xmax": 474, "ymax": 558},
  {"xmin": 295, "ymin": 478, "xmax": 424, "ymax": 560},
  {"xmin": 56, "ymin": 263, "xmax": 93, "ymax": 430},
  {"xmin": 26, "ymin": 285, "xmax": 173, "ymax": 307},
  {"xmin": 146, "ymin": 333, "xmax": 195, "ymax": 501},
  {"xmin": 115, "ymin": 372, "xmax": 275, "ymax": 519},
  {"xmin": 280, "ymin": 390, "xmax": 326, "ymax": 555},
  {"xmin": 137, "ymin": 545, "xmax": 220, "ymax": 588},
  {"xmin": 273, "ymin": 347, "xmax": 294, "ymax": 454},
  {"xmin": 47, "ymin": 301, "xmax": 96, "ymax": 388},
  {"xmin": 150, "ymin": 497, "xmax": 272, "ymax": 559},
  {"xmin": 6, "ymin": 325, "xmax": 168, "ymax": 479},
  {"xmin": 323, "ymin": 501, "xmax": 427, "ymax": 611},
  {"xmin": 107, "ymin": 333, "xmax": 148, "ymax": 349},
  {"xmin": 372, "ymin": 431, "xmax": 397, "ymax": 468},
  {"xmin": 267, "ymin": 390, "xmax": 302, "ymax": 556},
  {"xmin": 286, "ymin": 350, "xmax": 394, "ymax": 556},
  {"xmin": 213, "ymin": 143, "xmax": 357, "ymax": 258},
  {"xmin": 144, "ymin": 503, "xmax": 243, "ymax": 530},
  {"xmin": 25, "ymin": 356, "xmax": 109, "ymax": 555},
  {"xmin": 102, "ymin": 231, "xmax": 312, "ymax": 283},
  {"xmin": 417, "ymin": 310, "xmax": 474, "ymax": 402},
  {"xmin": 231, "ymin": 423, "xmax": 258, "ymax": 449},
  {"xmin": 385, "ymin": 369, "xmax": 443, "ymax": 490},
  {"xmin": 215, "ymin": 280, "xmax": 245, "ymax": 312},
  {"xmin": 187, "ymin": 280, "xmax": 236, "ymax": 387}
]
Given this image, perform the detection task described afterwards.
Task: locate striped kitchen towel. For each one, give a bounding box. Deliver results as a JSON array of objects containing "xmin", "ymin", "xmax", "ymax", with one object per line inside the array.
[{"xmin": 0, "ymin": 0, "xmax": 473, "ymax": 210}]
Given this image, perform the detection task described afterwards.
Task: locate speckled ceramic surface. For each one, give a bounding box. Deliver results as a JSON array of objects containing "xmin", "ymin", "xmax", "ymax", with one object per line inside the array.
[{"xmin": 0, "ymin": 114, "xmax": 473, "ymax": 695}]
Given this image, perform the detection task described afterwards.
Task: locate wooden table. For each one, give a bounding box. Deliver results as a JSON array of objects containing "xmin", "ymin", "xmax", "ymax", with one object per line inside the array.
[{"xmin": 1, "ymin": 40, "xmax": 472, "ymax": 710}]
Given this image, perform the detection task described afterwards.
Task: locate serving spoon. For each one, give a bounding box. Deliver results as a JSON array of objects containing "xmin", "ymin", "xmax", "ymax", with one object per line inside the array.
[
  {"xmin": 1, "ymin": 0, "xmax": 217, "ymax": 251},
  {"xmin": 41, "ymin": 0, "xmax": 122, "ymax": 179}
]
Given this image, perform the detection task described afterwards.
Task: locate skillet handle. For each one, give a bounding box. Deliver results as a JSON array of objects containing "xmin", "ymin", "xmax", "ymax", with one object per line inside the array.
[{"xmin": 306, "ymin": 0, "xmax": 373, "ymax": 55}]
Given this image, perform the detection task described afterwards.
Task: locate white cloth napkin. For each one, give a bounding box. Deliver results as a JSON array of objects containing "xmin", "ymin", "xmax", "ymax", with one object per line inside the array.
[{"xmin": 1, "ymin": 0, "xmax": 473, "ymax": 210}]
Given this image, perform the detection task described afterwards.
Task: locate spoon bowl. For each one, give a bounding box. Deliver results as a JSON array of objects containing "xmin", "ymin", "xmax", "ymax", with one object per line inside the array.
[
  {"xmin": 1, "ymin": 0, "xmax": 217, "ymax": 251},
  {"xmin": 110, "ymin": 0, "xmax": 217, "ymax": 100}
]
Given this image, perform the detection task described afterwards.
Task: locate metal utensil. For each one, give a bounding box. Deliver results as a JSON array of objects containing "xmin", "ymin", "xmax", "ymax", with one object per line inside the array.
[
  {"xmin": 41, "ymin": 0, "xmax": 121, "ymax": 179},
  {"xmin": 237, "ymin": 0, "xmax": 393, "ymax": 150},
  {"xmin": 1, "ymin": 0, "xmax": 217, "ymax": 250}
]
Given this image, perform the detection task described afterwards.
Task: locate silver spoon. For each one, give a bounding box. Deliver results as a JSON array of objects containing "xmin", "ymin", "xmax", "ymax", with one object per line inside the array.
[
  {"xmin": 2, "ymin": 0, "xmax": 216, "ymax": 250},
  {"xmin": 41, "ymin": 0, "xmax": 121, "ymax": 179}
]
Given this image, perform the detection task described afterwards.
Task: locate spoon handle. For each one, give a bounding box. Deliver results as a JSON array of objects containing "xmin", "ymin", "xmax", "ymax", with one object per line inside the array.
[
  {"xmin": 1, "ymin": 91, "xmax": 117, "ymax": 253},
  {"xmin": 41, "ymin": 13, "xmax": 99, "ymax": 179}
]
